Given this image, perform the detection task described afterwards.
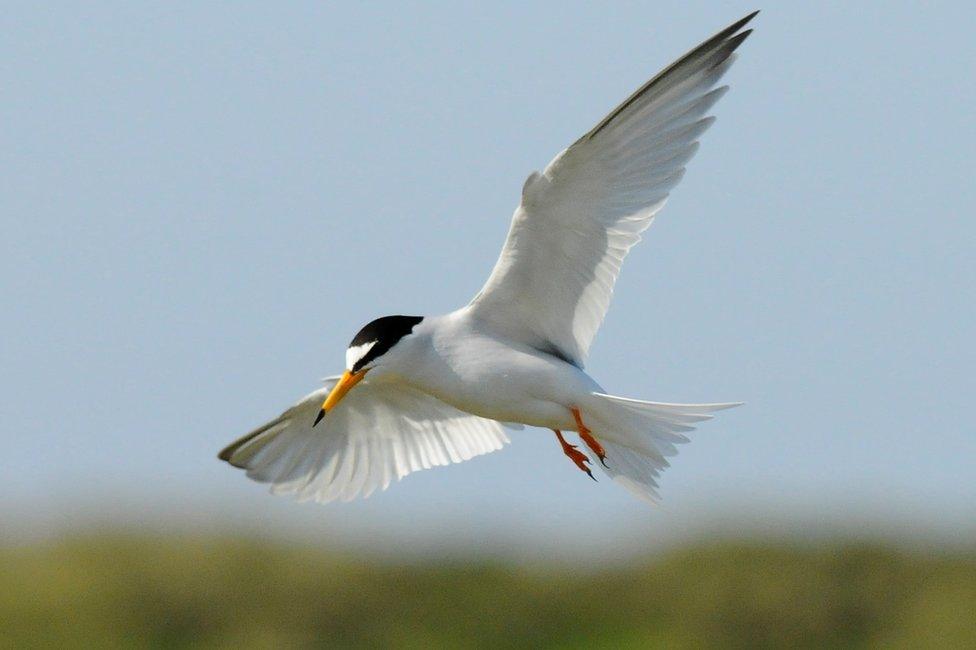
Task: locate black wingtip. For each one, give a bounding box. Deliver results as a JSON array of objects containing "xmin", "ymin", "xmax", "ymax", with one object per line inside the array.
[
  {"xmin": 739, "ymin": 10, "xmax": 761, "ymax": 26},
  {"xmin": 583, "ymin": 9, "xmax": 758, "ymax": 142},
  {"xmin": 217, "ymin": 446, "xmax": 248, "ymax": 469},
  {"xmin": 722, "ymin": 11, "xmax": 760, "ymax": 42},
  {"xmin": 313, "ymin": 409, "xmax": 326, "ymax": 427}
]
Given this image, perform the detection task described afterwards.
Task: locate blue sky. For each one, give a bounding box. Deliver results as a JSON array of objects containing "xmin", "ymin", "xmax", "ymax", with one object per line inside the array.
[{"xmin": 2, "ymin": 3, "xmax": 974, "ymax": 557}]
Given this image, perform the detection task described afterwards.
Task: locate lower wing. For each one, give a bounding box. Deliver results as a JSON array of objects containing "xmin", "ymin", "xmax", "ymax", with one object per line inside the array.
[{"xmin": 218, "ymin": 376, "xmax": 510, "ymax": 503}]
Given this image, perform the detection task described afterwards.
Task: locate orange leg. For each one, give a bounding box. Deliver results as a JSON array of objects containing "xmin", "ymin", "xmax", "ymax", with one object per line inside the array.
[
  {"xmin": 571, "ymin": 407, "xmax": 607, "ymax": 467},
  {"xmin": 553, "ymin": 430, "xmax": 595, "ymax": 481}
]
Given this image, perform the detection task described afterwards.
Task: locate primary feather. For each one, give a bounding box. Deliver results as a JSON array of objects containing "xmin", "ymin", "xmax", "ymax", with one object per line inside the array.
[
  {"xmin": 219, "ymin": 376, "xmax": 510, "ymax": 503},
  {"xmin": 469, "ymin": 12, "xmax": 756, "ymax": 366}
]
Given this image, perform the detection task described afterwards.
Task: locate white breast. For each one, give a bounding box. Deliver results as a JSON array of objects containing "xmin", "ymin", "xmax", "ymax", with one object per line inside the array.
[{"xmin": 402, "ymin": 310, "xmax": 602, "ymax": 430}]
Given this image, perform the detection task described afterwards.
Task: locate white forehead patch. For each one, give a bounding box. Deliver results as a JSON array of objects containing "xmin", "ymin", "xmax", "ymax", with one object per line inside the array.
[{"xmin": 346, "ymin": 340, "xmax": 377, "ymax": 371}]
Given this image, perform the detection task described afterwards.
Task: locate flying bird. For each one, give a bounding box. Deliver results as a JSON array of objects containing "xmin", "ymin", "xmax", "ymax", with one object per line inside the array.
[{"xmin": 219, "ymin": 12, "xmax": 756, "ymax": 504}]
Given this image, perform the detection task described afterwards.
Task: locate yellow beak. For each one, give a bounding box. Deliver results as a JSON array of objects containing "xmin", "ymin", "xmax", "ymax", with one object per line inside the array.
[{"xmin": 314, "ymin": 368, "xmax": 367, "ymax": 426}]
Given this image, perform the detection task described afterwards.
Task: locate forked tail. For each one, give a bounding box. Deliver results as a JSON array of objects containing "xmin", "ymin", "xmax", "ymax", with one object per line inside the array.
[{"xmin": 584, "ymin": 392, "xmax": 741, "ymax": 503}]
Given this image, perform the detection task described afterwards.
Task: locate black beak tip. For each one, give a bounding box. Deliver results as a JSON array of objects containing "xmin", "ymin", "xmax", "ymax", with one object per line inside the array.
[{"xmin": 313, "ymin": 409, "xmax": 326, "ymax": 427}]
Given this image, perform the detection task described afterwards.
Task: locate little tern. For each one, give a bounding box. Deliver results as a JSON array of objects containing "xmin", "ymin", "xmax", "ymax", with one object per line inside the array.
[{"xmin": 219, "ymin": 12, "xmax": 756, "ymax": 504}]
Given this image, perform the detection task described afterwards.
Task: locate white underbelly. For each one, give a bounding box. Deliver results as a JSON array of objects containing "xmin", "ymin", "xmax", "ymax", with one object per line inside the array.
[{"xmin": 407, "ymin": 331, "xmax": 600, "ymax": 431}]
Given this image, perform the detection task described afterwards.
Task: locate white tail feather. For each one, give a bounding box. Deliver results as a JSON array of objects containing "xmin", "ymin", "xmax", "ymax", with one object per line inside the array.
[{"xmin": 585, "ymin": 392, "xmax": 741, "ymax": 502}]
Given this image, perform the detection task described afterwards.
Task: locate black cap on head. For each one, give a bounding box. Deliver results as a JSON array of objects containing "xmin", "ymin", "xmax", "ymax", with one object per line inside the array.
[{"xmin": 347, "ymin": 315, "xmax": 423, "ymax": 373}]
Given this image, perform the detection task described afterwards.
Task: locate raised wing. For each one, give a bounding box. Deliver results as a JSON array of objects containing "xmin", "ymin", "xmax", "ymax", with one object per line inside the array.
[
  {"xmin": 218, "ymin": 376, "xmax": 510, "ymax": 503},
  {"xmin": 469, "ymin": 12, "xmax": 756, "ymax": 366}
]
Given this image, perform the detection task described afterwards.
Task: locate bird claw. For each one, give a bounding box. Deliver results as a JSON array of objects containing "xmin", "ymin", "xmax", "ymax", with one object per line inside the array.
[
  {"xmin": 567, "ymin": 445, "xmax": 595, "ymax": 479},
  {"xmin": 554, "ymin": 431, "xmax": 597, "ymax": 481}
]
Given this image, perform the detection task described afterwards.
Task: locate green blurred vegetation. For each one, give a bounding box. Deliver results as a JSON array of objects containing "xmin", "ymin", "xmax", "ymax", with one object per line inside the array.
[{"xmin": 1, "ymin": 533, "xmax": 974, "ymax": 649}]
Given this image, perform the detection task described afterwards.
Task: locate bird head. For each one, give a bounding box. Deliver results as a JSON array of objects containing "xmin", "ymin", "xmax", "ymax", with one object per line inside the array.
[{"xmin": 313, "ymin": 315, "xmax": 424, "ymax": 426}]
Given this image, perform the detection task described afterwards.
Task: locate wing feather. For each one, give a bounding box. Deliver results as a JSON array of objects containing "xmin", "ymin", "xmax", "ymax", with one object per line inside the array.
[
  {"xmin": 218, "ymin": 377, "xmax": 510, "ymax": 504},
  {"xmin": 468, "ymin": 13, "xmax": 755, "ymax": 366}
]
